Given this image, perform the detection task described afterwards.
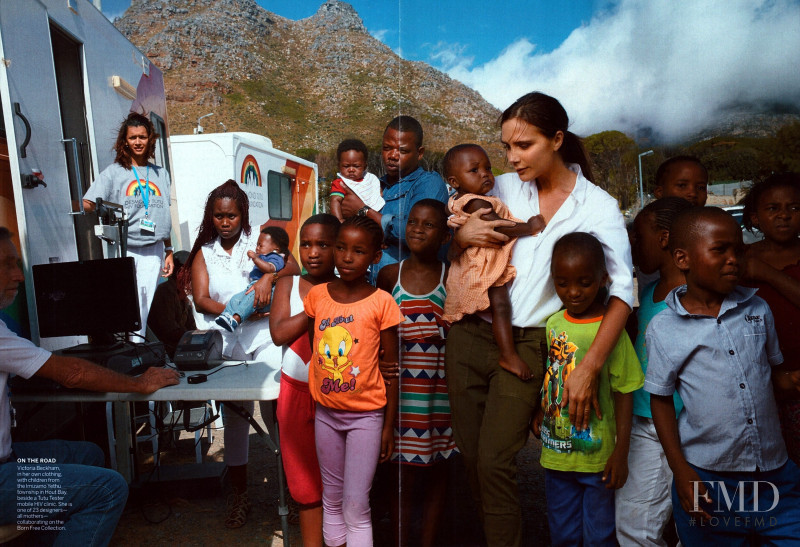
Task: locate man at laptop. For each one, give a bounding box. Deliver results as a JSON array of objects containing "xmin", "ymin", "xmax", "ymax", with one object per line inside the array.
[{"xmin": 0, "ymin": 227, "xmax": 180, "ymax": 545}]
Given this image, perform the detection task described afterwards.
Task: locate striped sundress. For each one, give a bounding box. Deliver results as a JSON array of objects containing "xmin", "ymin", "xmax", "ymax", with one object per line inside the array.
[{"xmin": 391, "ymin": 261, "xmax": 458, "ymax": 465}]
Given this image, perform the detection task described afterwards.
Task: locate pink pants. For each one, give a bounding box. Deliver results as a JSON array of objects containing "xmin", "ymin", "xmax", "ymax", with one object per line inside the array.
[{"xmin": 315, "ymin": 404, "xmax": 383, "ymax": 547}]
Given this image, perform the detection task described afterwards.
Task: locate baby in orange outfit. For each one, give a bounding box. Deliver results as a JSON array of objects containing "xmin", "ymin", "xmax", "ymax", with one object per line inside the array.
[{"xmin": 443, "ymin": 144, "xmax": 545, "ymax": 379}]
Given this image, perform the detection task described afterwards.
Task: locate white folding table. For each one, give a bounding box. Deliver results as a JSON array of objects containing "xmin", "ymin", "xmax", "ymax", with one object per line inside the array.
[{"xmin": 13, "ymin": 361, "xmax": 291, "ymax": 544}]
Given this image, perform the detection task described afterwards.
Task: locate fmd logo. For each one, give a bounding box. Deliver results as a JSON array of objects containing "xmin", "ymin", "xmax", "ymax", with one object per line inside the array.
[{"xmin": 241, "ymin": 155, "xmax": 261, "ymax": 186}]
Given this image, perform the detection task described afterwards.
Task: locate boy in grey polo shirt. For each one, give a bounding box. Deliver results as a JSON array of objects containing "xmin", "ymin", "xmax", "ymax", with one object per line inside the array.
[{"xmin": 645, "ymin": 207, "xmax": 800, "ymax": 545}]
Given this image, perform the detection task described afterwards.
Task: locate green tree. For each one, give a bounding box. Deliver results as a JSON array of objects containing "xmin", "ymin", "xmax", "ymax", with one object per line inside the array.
[
  {"xmin": 770, "ymin": 121, "xmax": 800, "ymax": 172},
  {"xmin": 681, "ymin": 138, "xmax": 765, "ymax": 182},
  {"xmin": 422, "ymin": 149, "xmax": 446, "ymax": 179},
  {"xmin": 295, "ymin": 147, "xmax": 320, "ymax": 162},
  {"xmin": 584, "ymin": 131, "xmax": 638, "ymax": 209}
]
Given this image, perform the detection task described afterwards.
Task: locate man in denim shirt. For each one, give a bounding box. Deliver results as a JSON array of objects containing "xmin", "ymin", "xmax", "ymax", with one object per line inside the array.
[
  {"xmin": 645, "ymin": 207, "xmax": 800, "ymax": 545},
  {"xmin": 339, "ymin": 116, "xmax": 448, "ymax": 283}
]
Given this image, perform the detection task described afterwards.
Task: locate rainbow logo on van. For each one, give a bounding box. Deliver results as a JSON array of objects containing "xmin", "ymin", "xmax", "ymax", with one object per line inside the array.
[{"xmin": 241, "ymin": 155, "xmax": 262, "ymax": 187}]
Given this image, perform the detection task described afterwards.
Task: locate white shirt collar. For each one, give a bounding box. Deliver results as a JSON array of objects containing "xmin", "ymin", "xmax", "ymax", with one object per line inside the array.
[{"xmin": 519, "ymin": 163, "xmax": 587, "ymax": 207}]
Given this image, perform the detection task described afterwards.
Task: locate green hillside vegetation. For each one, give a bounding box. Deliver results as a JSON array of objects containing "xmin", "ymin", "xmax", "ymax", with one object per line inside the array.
[
  {"xmin": 770, "ymin": 121, "xmax": 800, "ymax": 172},
  {"xmin": 677, "ymin": 137, "xmax": 768, "ymax": 182},
  {"xmin": 582, "ymin": 121, "xmax": 799, "ymax": 208},
  {"xmin": 312, "ymin": 120, "xmax": 800, "ymax": 213}
]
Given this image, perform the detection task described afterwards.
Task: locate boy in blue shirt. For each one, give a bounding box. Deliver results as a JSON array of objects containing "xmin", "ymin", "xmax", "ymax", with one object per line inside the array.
[
  {"xmin": 645, "ymin": 207, "xmax": 800, "ymax": 544},
  {"xmin": 533, "ymin": 232, "xmax": 644, "ymax": 546}
]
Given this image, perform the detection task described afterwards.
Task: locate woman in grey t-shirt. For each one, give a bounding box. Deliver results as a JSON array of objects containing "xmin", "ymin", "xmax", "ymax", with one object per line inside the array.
[{"xmin": 83, "ymin": 112, "xmax": 173, "ymax": 338}]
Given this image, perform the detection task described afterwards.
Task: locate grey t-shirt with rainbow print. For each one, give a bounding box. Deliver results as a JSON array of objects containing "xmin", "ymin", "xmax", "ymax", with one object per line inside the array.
[{"xmin": 84, "ymin": 162, "xmax": 171, "ymax": 246}]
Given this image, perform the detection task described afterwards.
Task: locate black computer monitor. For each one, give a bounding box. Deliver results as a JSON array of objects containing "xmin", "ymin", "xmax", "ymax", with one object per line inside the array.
[{"xmin": 33, "ymin": 257, "xmax": 141, "ymax": 340}]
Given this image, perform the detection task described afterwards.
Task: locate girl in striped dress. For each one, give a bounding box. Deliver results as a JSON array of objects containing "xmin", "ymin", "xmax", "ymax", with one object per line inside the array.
[{"xmin": 377, "ymin": 199, "xmax": 458, "ymax": 547}]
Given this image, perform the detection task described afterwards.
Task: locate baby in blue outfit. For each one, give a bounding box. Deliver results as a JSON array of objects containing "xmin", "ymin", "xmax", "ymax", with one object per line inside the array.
[{"xmin": 216, "ymin": 226, "xmax": 289, "ymax": 332}]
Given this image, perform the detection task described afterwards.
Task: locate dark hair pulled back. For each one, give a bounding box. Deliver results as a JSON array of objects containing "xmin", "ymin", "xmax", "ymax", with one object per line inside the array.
[
  {"xmin": 340, "ymin": 216, "xmax": 384, "ymax": 251},
  {"xmin": 500, "ymin": 92, "xmax": 595, "ymax": 182}
]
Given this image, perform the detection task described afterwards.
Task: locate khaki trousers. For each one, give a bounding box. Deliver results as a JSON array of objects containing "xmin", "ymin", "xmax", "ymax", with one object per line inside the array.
[{"xmin": 445, "ymin": 315, "xmax": 547, "ymax": 547}]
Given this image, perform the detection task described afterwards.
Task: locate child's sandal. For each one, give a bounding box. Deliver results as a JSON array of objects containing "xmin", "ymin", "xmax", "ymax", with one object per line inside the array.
[{"xmin": 224, "ymin": 489, "xmax": 250, "ymax": 529}]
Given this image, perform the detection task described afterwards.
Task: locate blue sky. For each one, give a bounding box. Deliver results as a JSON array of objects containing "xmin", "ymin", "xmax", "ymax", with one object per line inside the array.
[
  {"xmin": 248, "ymin": 1, "xmax": 598, "ymax": 65},
  {"xmin": 102, "ymin": 1, "xmax": 598, "ymax": 63},
  {"xmin": 102, "ymin": 0, "xmax": 800, "ymax": 141}
]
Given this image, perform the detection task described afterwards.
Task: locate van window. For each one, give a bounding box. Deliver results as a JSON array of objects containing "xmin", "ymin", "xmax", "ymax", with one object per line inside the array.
[{"xmin": 267, "ymin": 170, "xmax": 292, "ymax": 220}]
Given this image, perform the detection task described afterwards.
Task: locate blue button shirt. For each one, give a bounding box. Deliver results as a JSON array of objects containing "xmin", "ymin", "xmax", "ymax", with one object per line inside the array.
[
  {"xmin": 371, "ymin": 167, "xmax": 448, "ymax": 283},
  {"xmin": 644, "ymin": 285, "xmax": 786, "ymax": 472}
]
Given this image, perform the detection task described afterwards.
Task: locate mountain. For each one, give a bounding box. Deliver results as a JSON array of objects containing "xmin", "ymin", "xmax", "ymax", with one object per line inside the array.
[
  {"xmin": 115, "ymin": 0, "xmax": 503, "ymax": 162},
  {"xmin": 690, "ymin": 105, "xmax": 800, "ymax": 142}
]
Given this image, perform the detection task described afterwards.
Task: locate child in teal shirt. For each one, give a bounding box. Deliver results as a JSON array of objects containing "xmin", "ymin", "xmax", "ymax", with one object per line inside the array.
[{"xmin": 616, "ymin": 197, "xmax": 691, "ymax": 544}]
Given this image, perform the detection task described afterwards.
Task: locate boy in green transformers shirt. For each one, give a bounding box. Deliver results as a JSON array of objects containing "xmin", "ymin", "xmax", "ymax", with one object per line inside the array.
[{"xmin": 533, "ymin": 232, "xmax": 643, "ymax": 546}]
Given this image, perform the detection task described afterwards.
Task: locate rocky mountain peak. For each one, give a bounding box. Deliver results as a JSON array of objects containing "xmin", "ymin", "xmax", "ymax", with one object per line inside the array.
[
  {"xmin": 308, "ymin": 0, "xmax": 366, "ymax": 33},
  {"xmin": 116, "ymin": 1, "xmax": 502, "ymax": 159}
]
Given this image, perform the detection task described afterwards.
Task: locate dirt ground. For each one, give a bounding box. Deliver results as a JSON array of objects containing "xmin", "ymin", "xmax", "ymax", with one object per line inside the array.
[{"xmin": 110, "ymin": 404, "xmax": 550, "ymax": 546}]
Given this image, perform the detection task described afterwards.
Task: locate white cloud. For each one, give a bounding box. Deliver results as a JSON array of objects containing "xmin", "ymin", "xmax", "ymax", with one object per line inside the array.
[
  {"xmin": 428, "ymin": 41, "xmax": 473, "ymax": 71},
  {"xmin": 102, "ymin": 9, "xmax": 126, "ymax": 21},
  {"xmin": 370, "ymin": 29, "xmax": 390, "ymax": 43},
  {"xmin": 435, "ymin": 0, "xmax": 800, "ymax": 141}
]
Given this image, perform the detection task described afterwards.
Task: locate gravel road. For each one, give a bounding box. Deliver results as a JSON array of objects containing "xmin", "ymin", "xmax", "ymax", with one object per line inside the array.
[{"xmin": 111, "ymin": 405, "xmax": 550, "ymax": 546}]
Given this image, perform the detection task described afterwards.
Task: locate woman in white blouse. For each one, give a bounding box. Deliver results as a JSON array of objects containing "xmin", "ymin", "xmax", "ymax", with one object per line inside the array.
[
  {"xmin": 445, "ymin": 92, "xmax": 633, "ymax": 546},
  {"xmin": 179, "ymin": 180, "xmax": 298, "ymax": 528}
]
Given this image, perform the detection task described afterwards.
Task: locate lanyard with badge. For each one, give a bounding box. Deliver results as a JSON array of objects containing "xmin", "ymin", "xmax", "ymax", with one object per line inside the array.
[{"xmin": 132, "ymin": 165, "xmax": 156, "ymax": 233}]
